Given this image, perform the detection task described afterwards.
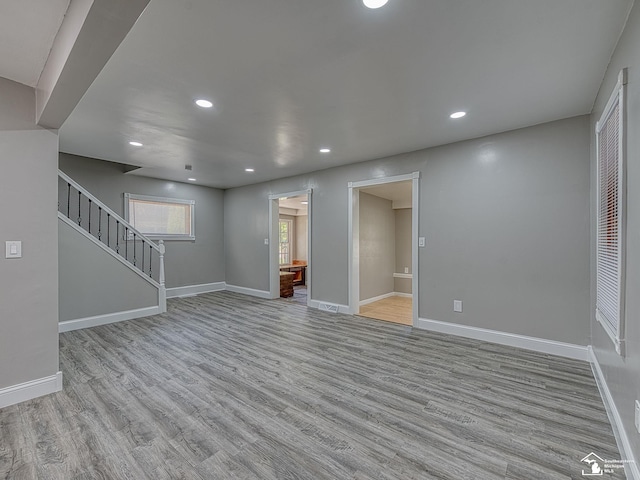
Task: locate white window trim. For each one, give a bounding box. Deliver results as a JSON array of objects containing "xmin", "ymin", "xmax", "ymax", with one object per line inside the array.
[
  {"xmin": 595, "ymin": 68, "xmax": 627, "ymax": 355},
  {"xmin": 124, "ymin": 193, "xmax": 195, "ymax": 241}
]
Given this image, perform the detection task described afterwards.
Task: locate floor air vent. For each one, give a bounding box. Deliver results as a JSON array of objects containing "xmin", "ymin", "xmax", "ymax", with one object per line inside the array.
[{"xmin": 318, "ymin": 302, "xmax": 339, "ymax": 313}]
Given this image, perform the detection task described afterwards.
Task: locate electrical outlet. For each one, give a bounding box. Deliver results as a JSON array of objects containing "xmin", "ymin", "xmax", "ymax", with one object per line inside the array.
[
  {"xmin": 264, "ymin": 238, "xmax": 269, "ymax": 245},
  {"xmin": 404, "ymin": 267, "xmax": 409, "ymax": 274},
  {"xmin": 453, "ymin": 300, "xmax": 463, "ymax": 313},
  {"xmin": 635, "ymin": 400, "xmax": 640, "ymax": 434}
]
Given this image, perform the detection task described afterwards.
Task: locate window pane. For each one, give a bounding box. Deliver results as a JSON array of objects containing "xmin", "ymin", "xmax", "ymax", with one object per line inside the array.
[{"xmin": 127, "ymin": 196, "xmax": 194, "ymax": 237}]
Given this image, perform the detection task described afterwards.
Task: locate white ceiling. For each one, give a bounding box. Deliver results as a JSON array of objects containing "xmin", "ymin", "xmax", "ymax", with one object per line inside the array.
[
  {"xmin": 0, "ymin": 0, "xmax": 70, "ymax": 87},
  {"xmin": 361, "ymin": 181, "xmax": 412, "ymax": 209},
  {"xmin": 58, "ymin": 0, "xmax": 632, "ymax": 189},
  {"xmin": 280, "ymin": 195, "xmax": 308, "ymax": 215}
]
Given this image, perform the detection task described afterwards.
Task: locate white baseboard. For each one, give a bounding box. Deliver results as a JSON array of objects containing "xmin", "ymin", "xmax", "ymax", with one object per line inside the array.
[
  {"xmin": 360, "ymin": 292, "xmax": 413, "ymax": 306},
  {"xmin": 224, "ymin": 284, "xmax": 272, "ymax": 299},
  {"xmin": 59, "ymin": 305, "xmax": 162, "ymax": 333},
  {"xmin": 416, "ymin": 318, "xmax": 589, "ymax": 361},
  {"xmin": 0, "ymin": 371, "xmax": 63, "ymax": 409},
  {"xmin": 360, "ymin": 292, "xmax": 396, "ymax": 306},
  {"xmin": 394, "ymin": 291, "xmax": 412, "ymax": 298},
  {"xmin": 308, "ymin": 299, "xmax": 351, "ymax": 314},
  {"xmin": 166, "ymin": 282, "xmax": 225, "ymax": 298},
  {"xmin": 589, "ymin": 347, "xmax": 640, "ymax": 480}
]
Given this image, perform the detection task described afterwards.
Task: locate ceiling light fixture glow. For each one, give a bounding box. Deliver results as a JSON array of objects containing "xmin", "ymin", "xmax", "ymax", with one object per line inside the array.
[
  {"xmin": 188, "ymin": 178, "xmax": 196, "ymax": 181},
  {"xmin": 245, "ymin": 168, "xmax": 255, "ymax": 172},
  {"xmin": 129, "ymin": 141, "xmax": 143, "ymax": 147},
  {"xmin": 301, "ymin": 201, "xmax": 309, "ymax": 205},
  {"xmin": 195, "ymin": 99, "xmax": 213, "ymax": 108},
  {"xmin": 450, "ymin": 111, "xmax": 467, "ymax": 119},
  {"xmin": 319, "ymin": 148, "xmax": 331, "ymax": 153},
  {"xmin": 363, "ymin": 0, "xmax": 389, "ymax": 8}
]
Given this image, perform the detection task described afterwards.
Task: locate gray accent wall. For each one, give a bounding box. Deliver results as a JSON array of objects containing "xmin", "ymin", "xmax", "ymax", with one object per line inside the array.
[
  {"xmin": 224, "ymin": 115, "xmax": 590, "ymax": 345},
  {"xmin": 59, "ymin": 154, "xmax": 225, "ymax": 289},
  {"xmin": 590, "ymin": 0, "xmax": 640, "ymax": 465},
  {"xmin": 359, "ymin": 192, "xmax": 395, "ymax": 301},
  {"xmin": 394, "ymin": 208, "xmax": 412, "ymax": 294},
  {"xmin": 59, "ymin": 219, "xmax": 159, "ymax": 321},
  {"xmin": 0, "ymin": 78, "xmax": 59, "ymax": 389}
]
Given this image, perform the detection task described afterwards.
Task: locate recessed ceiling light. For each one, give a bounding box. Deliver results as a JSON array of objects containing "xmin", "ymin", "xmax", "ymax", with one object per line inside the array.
[
  {"xmin": 195, "ymin": 99, "xmax": 213, "ymax": 108},
  {"xmin": 363, "ymin": 0, "xmax": 389, "ymax": 8},
  {"xmin": 319, "ymin": 148, "xmax": 331, "ymax": 153},
  {"xmin": 188, "ymin": 178, "xmax": 196, "ymax": 182},
  {"xmin": 129, "ymin": 141, "xmax": 143, "ymax": 147},
  {"xmin": 301, "ymin": 201, "xmax": 308, "ymax": 205},
  {"xmin": 245, "ymin": 168, "xmax": 255, "ymax": 172},
  {"xmin": 450, "ymin": 111, "xmax": 467, "ymax": 119}
]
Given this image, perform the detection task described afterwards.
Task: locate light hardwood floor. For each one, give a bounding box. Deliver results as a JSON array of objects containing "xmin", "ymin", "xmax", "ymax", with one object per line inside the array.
[
  {"xmin": 359, "ymin": 295, "xmax": 413, "ymax": 325},
  {"xmin": 0, "ymin": 292, "xmax": 624, "ymax": 479}
]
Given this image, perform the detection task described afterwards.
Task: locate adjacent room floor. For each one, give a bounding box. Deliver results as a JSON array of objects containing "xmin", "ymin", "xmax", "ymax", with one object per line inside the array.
[
  {"xmin": 358, "ymin": 295, "xmax": 413, "ymax": 325},
  {"xmin": 0, "ymin": 292, "xmax": 623, "ymax": 479}
]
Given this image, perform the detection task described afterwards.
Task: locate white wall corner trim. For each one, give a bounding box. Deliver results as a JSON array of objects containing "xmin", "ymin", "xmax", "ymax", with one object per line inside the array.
[
  {"xmin": 0, "ymin": 371, "xmax": 63, "ymax": 409},
  {"xmin": 416, "ymin": 318, "xmax": 589, "ymax": 361},
  {"xmin": 224, "ymin": 284, "xmax": 272, "ymax": 299},
  {"xmin": 59, "ymin": 306, "xmax": 162, "ymax": 333},
  {"xmin": 308, "ymin": 299, "xmax": 351, "ymax": 314},
  {"xmin": 589, "ymin": 347, "xmax": 640, "ymax": 480},
  {"xmin": 166, "ymin": 282, "xmax": 226, "ymax": 298}
]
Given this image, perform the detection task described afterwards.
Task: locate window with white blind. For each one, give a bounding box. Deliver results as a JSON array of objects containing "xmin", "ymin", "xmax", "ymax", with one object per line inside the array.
[
  {"xmin": 595, "ymin": 69, "xmax": 626, "ymax": 355},
  {"xmin": 279, "ymin": 219, "xmax": 292, "ymax": 265},
  {"xmin": 125, "ymin": 193, "xmax": 195, "ymax": 240}
]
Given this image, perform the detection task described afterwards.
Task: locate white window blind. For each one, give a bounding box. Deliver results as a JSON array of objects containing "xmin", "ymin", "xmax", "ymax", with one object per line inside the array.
[{"xmin": 595, "ymin": 69, "xmax": 626, "ymax": 354}]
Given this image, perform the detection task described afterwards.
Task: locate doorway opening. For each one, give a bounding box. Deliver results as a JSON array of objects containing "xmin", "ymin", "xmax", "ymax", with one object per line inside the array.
[
  {"xmin": 349, "ymin": 173, "xmax": 419, "ymax": 326},
  {"xmin": 269, "ymin": 190, "xmax": 311, "ymax": 305}
]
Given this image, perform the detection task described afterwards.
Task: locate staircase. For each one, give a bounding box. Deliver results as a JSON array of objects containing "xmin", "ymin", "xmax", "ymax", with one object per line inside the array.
[{"xmin": 57, "ymin": 170, "xmax": 166, "ymax": 331}]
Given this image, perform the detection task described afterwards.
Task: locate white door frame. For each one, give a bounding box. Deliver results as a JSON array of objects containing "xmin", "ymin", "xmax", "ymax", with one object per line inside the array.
[
  {"xmin": 268, "ymin": 189, "xmax": 313, "ymax": 303},
  {"xmin": 348, "ymin": 172, "xmax": 420, "ymax": 326}
]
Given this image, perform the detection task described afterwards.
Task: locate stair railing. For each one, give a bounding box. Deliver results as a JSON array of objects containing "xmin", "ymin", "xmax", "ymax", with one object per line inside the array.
[{"xmin": 57, "ymin": 170, "xmax": 166, "ymax": 295}]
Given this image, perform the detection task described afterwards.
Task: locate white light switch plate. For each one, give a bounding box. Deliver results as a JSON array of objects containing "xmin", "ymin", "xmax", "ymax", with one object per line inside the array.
[
  {"xmin": 453, "ymin": 300, "xmax": 463, "ymax": 313},
  {"xmin": 418, "ymin": 237, "xmax": 426, "ymax": 247},
  {"xmin": 264, "ymin": 238, "xmax": 269, "ymax": 245},
  {"xmin": 5, "ymin": 241, "xmax": 22, "ymax": 259}
]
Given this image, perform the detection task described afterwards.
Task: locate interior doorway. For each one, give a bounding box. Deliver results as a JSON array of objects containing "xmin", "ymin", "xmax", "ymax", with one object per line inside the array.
[
  {"xmin": 348, "ymin": 173, "xmax": 419, "ymax": 326},
  {"xmin": 269, "ymin": 190, "xmax": 311, "ymax": 305}
]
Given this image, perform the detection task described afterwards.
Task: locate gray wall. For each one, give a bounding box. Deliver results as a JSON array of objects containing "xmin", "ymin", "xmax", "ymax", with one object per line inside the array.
[
  {"xmin": 59, "ymin": 154, "xmax": 225, "ymax": 289},
  {"xmin": 224, "ymin": 115, "xmax": 590, "ymax": 345},
  {"xmin": 359, "ymin": 192, "xmax": 395, "ymax": 301},
  {"xmin": 0, "ymin": 78, "xmax": 59, "ymax": 389},
  {"xmin": 59, "ymin": 219, "xmax": 158, "ymax": 321},
  {"xmin": 590, "ymin": 0, "xmax": 640, "ymax": 464},
  {"xmin": 394, "ymin": 208, "xmax": 412, "ymax": 294},
  {"xmin": 295, "ymin": 215, "xmax": 308, "ymax": 262}
]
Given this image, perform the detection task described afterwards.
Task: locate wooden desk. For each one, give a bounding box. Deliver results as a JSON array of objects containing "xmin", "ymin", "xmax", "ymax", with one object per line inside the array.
[{"xmin": 279, "ymin": 264, "xmax": 307, "ymax": 286}]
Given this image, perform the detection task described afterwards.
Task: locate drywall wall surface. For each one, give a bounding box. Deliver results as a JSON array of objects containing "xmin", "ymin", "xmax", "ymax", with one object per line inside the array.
[
  {"xmin": 590, "ymin": 0, "xmax": 640, "ymax": 467},
  {"xmin": 59, "ymin": 219, "xmax": 158, "ymax": 321},
  {"xmin": 395, "ymin": 208, "xmax": 412, "ymax": 275},
  {"xmin": 59, "ymin": 154, "xmax": 225, "ymax": 289},
  {"xmin": 0, "ymin": 78, "xmax": 59, "ymax": 389},
  {"xmin": 224, "ymin": 115, "xmax": 590, "ymax": 345},
  {"xmin": 359, "ymin": 192, "xmax": 395, "ymax": 301},
  {"xmin": 295, "ymin": 215, "xmax": 308, "ymax": 261}
]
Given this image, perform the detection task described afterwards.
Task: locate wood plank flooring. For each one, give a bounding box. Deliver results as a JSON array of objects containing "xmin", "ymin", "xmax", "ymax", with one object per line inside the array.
[
  {"xmin": 0, "ymin": 291, "xmax": 625, "ymax": 479},
  {"xmin": 359, "ymin": 295, "xmax": 413, "ymax": 325}
]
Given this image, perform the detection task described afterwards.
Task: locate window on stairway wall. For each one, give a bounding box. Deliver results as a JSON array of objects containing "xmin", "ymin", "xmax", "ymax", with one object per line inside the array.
[
  {"xmin": 124, "ymin": 193, "xmax": 195, "ymax": 240},
  {"xmin": 595, "ymin": 68, "xmax": 627, "ymax": 355},
  {"xmin": 279, "ymin": 219, "xmax": 292, "ymax": 265}
]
